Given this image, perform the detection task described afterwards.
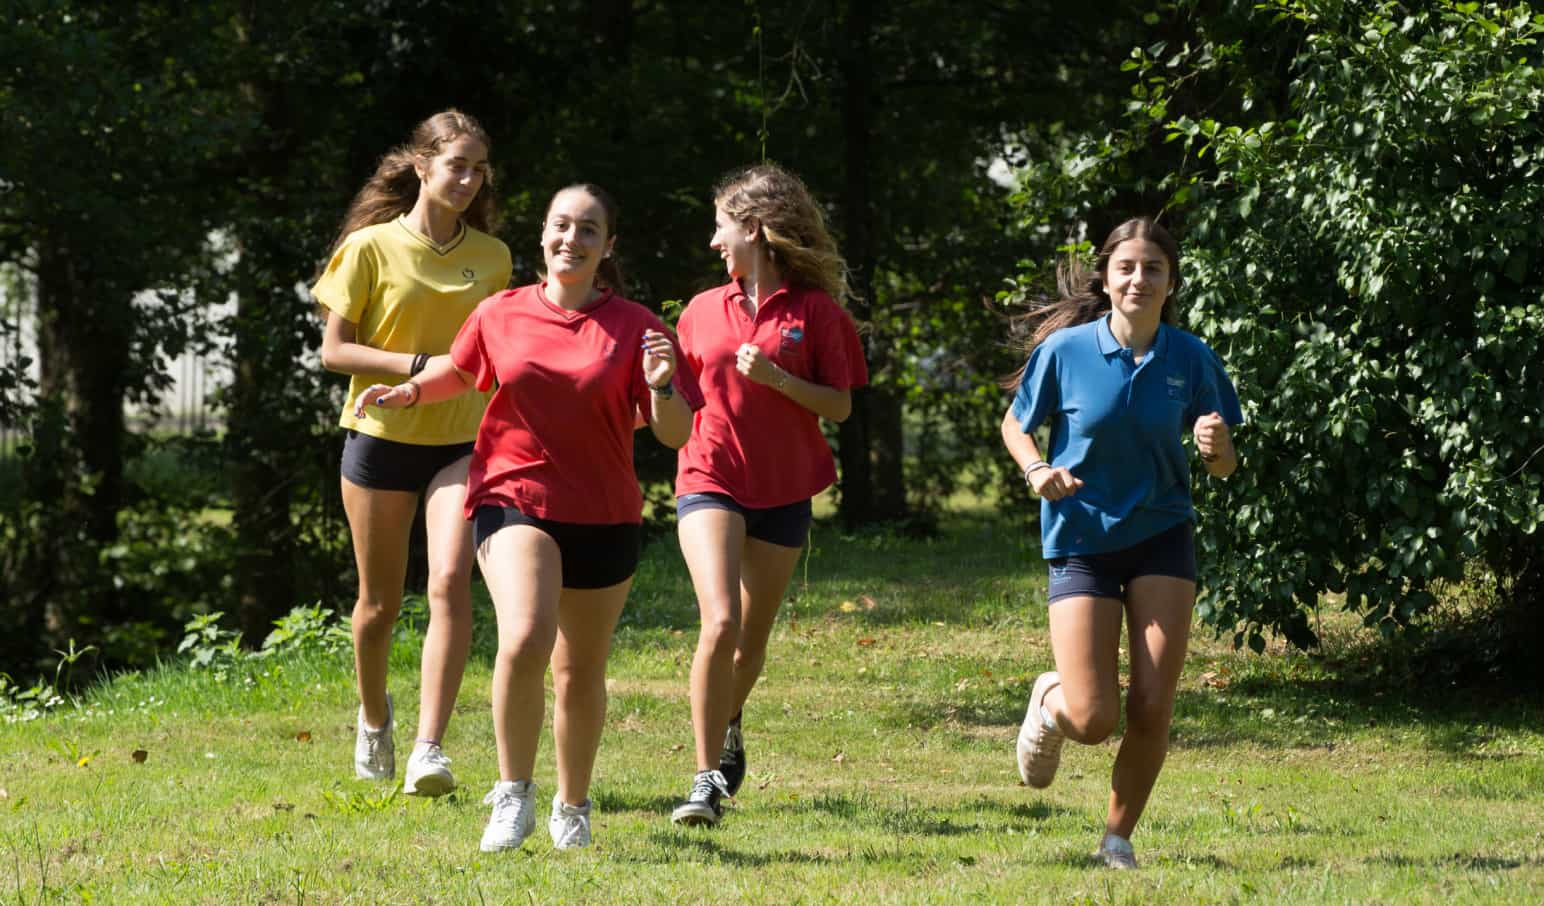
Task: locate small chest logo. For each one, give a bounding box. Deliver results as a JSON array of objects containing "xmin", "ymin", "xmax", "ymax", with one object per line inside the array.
[
  {"xmin": 779, "ymin": 326, "xmax": 804, "ymax": 353},
  {"xmin": 462, "ymin": 268, "xmax": 476, "ymax": 280},
  {"xmin": 1166, "ymin": 374, "xmax": 1186, "ymax": 401}
]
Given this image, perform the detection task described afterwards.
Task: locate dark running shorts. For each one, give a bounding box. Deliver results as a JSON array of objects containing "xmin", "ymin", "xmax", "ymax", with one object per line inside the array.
[
  {"xmin": 1046, "ymin": 520, "xmax": 1196, "ymax": 604},
  {"xmin": 472, "ymin": 505, "xmax": 640, "ymax": 590},
  {"xmin": 676, "ymin": 492, "xmax": 813, "ymax": 549},
  {"xmin": 340, "ymin": 430, "xmax": 474, "ymax": 493}
]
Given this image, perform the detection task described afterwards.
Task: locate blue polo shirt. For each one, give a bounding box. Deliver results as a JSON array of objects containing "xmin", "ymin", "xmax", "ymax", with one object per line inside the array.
[{"xmin": 1011, "ymin": 316, "xmax": 1242, "ymax": 558}]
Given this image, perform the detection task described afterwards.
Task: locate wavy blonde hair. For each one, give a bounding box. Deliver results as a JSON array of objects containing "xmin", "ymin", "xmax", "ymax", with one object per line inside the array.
[{"xmin": 714, "ymin": 163, "xmax": 852, "ymax": 305}]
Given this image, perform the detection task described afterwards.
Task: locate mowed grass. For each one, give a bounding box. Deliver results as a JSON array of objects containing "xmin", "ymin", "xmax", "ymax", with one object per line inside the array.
[{"xmin": 2, "ymin": 506, "xmax": 1541, "ymax": 905}]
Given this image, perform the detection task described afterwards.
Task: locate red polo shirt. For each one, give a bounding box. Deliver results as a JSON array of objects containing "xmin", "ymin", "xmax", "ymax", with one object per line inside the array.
[
  {"xmin": 674, "ymin": 281, "xmax": 868, "ymax": 507},
  {"xmin": 451, "ymin": 283, "xmax": 704, "ymax": 524}
]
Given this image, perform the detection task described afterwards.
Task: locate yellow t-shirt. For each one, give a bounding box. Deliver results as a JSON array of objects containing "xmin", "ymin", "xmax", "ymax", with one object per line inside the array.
[{"xmin": 313, "ymin": 217, "xmax": 513, "ymax": 445}]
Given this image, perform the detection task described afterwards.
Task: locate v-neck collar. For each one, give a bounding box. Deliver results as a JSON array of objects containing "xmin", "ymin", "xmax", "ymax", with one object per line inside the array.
[{"xmin": 395, "ymin": 215, "xmax": 466, "ymax": 256}]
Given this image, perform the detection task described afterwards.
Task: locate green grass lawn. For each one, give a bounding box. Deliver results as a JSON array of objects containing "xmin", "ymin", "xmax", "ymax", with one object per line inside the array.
[{"xmin": 3, "ymin": 508, "xmax": 1541, "ymax": 904}]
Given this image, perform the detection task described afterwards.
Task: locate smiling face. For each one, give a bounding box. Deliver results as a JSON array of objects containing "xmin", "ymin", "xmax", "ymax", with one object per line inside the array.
[
  {"xmin": 542, "ymin": 187, "xmax": 615, "ymax": 287},
  {"xmin": 1102, "ymin": 238, "xmax": 1175, "ymax": 325},
  {"xmin": 709, "ymin": 205, "xmax": 760, "ymax": 280},
  {"xmin": 415, "ymin": 135, "xmax": 488, "ymax": 215}
]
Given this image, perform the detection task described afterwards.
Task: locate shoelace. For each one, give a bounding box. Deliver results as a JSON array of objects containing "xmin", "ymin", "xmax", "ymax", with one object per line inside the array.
[
  {"xmin": 418, "ymin": 746, "xmax": 451, "ymax": 769},
  {"xmin": 551, "ymin": 809, "xmax": 588, "ymax": 846},
  {"xmin": 483, "ymin": 786, "xmax": 531, "ymax": 822},
  {"xmin": 691, "ymin": 770, "xmax": 728, "ymax": 802},
  {"xmin": 722, "ymin": 723, "xmax": 743, "ymax": 755}
]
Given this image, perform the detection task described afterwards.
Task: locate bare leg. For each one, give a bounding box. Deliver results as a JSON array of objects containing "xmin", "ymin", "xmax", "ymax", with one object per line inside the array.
[
  {"xmin": 1106, "ymin": 575, "xmax": 1194, "ymax": 839},
  {"xmin": 341, "ymin": 477, "xmax": 418, "ymax": 729},
  {"xmin": 550, "ymin": 580, "xmax": 632, "ymax": 805},
  {"xmin": 480, "ymin": 525, "xmax": 562, "ymax": 782},
  {"xmin": 678, "ymin": 508, "xmax": 748, "ymax": 771},
  {"xmin": 727, "ymin": 537, "xmax": 805, "ymax": 713},
  {"xmin": 414, "ymin": 455, "xmax": 475, "ymax": 745},
  {"xmin": 1042, "ymin": 596, "xmax": 1124, "ymax": 745}
]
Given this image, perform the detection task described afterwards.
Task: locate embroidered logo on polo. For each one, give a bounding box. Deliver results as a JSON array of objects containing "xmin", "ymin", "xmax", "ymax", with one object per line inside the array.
[
  {"xmin": 462, "ymin": 268, "xmax": 476, "ymax": 280},
  {"xmin": 779, "ymin": 325, "xmax": 805, "ymax": 353},
  {"xmin": 1166, "ymin": 374, "xmax": 1186, "ymax": 401}
]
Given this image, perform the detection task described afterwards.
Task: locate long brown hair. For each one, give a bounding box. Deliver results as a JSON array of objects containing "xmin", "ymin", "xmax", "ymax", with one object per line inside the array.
[
  {"xmin": 325, "ymin": 109, "xmax": 498, "ymax": 257},
  {"xmin": 1002, "ymin": 217, "xmax": 1182, "ymax": 389},
  {"xmin": 544, "ymin": 183, "xmax": 628, "ymax": 297},
  {"xmin": 714, "ymin": 163, "xmax": 853, "ymax": 305}
]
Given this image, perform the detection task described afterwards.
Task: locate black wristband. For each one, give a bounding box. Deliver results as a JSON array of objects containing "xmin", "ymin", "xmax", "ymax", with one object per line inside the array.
[
  {"xmin": 649, "ymin": 380, "xmax": 674, "ymax": 399},
  {"xmin": 410, "ymin": 353, "xmax": 429, "ymax": 376}
]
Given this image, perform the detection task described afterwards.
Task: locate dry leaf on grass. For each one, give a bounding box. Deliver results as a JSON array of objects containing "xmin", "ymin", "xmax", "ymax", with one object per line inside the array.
[
  {"xmin": 295, "ymin": 731, "xmax": 312, "ymax": 743},
  {"xmin": 131, "ymin": 749, "xmax": 148, "ymax": 763}
]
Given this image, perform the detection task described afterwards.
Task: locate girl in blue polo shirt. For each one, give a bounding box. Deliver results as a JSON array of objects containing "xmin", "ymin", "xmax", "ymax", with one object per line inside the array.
[{"xmin": 1001, "ymin": 217, "xmax": 1241, "ymax": 870}]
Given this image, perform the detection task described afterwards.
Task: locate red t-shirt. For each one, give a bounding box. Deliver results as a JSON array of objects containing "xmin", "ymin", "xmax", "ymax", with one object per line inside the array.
[
  {"xmin": 674, "ymin": 281, "xmax": 868, "ymax": 507},
  {"xmin": 451, "ymin": 283, "xmax": 704, "ymax": 524}
]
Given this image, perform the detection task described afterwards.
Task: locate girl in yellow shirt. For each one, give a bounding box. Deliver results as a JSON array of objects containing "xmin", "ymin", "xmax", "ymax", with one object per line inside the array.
[{"xmin": 313, "ymin": 110, "xmax": 512, "ymax": 795}]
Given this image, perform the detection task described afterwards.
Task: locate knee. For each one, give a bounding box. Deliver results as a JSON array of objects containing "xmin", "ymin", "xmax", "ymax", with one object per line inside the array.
[
  {"xmin": 553, "ymin": 661, "xmax": 606, "ymax": 706},
  {"xmin": 425, "ymin": 567, "xmax": 471, "ymax": 609},
  {"xmin": 352, "ymin": 595, "xmax": 401, "ymax": 629},
  {"xmin": 1123, "ymin": 688, "xmax": 1175, "ymax": 738},
  {"xmin": 495, "ymin": 630, "xmax": 551, "ymax": 677},
  {"xmin": 1059, "ymin": 699, "xmax": 1120, "ymax": 745},
  {"xmin": 698, "ymin": 611, "xmax": 741, "ymax": 653}
]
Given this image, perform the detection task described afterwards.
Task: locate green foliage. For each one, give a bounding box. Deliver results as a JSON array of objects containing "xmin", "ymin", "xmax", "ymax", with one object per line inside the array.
[
  {"xmin": 258, "ymin": 604, "xmax": 352, "ymax": 658},
  {"xmin": 1005, "ymin": 0, "xmax": 1544, "ymax": 651}
]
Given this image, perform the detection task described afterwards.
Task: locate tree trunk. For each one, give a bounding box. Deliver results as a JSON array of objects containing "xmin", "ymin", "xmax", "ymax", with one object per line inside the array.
[
  {"xmin": 837, "ymin": 0, "xmax": 907, "ymax": 528},
  {"xmin": 33, "ymin": 237, "xmax": 126, "ymax": 642}
]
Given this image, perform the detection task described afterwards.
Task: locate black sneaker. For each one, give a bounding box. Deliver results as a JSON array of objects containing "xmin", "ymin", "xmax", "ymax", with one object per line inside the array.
[
  {"xmin": 671, "ymin": 769, "xmax": 730, "ymax": 826},
  {"xmin": 718, "ymin": 713, "xmax": 746, "ymax": 796}
]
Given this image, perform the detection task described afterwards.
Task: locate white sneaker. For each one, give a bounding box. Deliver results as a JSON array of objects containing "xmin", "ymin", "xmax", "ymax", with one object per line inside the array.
[
  {"xmin": 480, "ymin": 780, "xmax": 537, "ymax": 852},
  {"xmin": 1098, "ymin": 832, "xmax": 1138, "ymax": 869},
  {"xmin": 1016, "ymin": 672, "xmax": 1065, "ymax": 788},
  {"xmin": 403, "ymin": 742, "xmax": 455, "ymax": 797},
  {"xmin": 354, "ymin": 693, "xmax": 395, "ymax": 780},
  {"xmin": 548, "ymin": 795, "xmax": 593, "ymax": 850}
]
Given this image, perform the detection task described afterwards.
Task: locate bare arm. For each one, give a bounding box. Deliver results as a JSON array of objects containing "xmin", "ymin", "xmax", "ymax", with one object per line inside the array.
[
  {"xmin": 1000, "ymin": 407, "xmax": 1083, "ymax": 500},
  {"xmin": 320, "ymin": 312, "xmax": 417, "ymax": 377},
  {"xmin": 735, "ymin": 344, "xmax": 852, "ymax": 422},
  {"xmin": 1194, "ymin": 412, "xmax": 1238, "ymax": 478},
  {"xmin": 352, "ymin": 355, "xmax": 476, "ymax": 415},
  {"xmin": 641, "ymin": 329, "xmax": 693, "ymax": 449}
]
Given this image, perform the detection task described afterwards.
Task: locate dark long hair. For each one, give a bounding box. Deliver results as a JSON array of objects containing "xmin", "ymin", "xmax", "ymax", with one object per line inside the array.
[
  {"xmin": 1001, "ymin": 217, "xmax": 1182, "ymax": 389},
  {"xmin": 325, "ymin": 109, "xmax": 498, "ymax": 258}
]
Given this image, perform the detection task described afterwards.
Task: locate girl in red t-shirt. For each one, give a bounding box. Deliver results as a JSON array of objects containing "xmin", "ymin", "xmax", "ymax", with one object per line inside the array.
[
  {"xmin": 669, "ymin": 164, "xmax": 868, "ymax": 826},
  {"xmin": 356, "ymin": 184, "xmax": 702, "ymax": 852}
]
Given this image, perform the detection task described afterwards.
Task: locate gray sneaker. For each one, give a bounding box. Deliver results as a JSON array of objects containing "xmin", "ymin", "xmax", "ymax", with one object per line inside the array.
[
  {"xmin": 403, "ymin": 741, "xmax": 455, "ymax": 796},
  {"xmin": 1098, "ymin": 832, "xmax": 1138, "ymax": 869},
  {"xmin": 549, "ymin": 795, "xmax": 593, "ymax": 849},
  {"xmin": 354, "ymin": 693, "xmax": 395, "ymax": 780},
  {"xmin": 1016, "ymin": 672, "xmax": 1064, "ymax": 788},
  {"xmin": 480, "ymin": 780, "xmax": 537, "ymax": 852}
]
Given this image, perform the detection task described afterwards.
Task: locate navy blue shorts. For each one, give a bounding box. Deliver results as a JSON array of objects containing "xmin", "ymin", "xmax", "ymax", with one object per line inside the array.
[
  {"xmin": 676, "ymin": 492, "xmax": 813, "ymax": 549},
  {"xmin": 340, "ymin": 430, "xmax": 473, "ymax": 493},
  {"xmin": 472, "ymin": 505, "xmax": 640, "ymax": 590},
  {"xmin": 1046, "ymin": 520, "xmax": 1196, "ymax": 604}
]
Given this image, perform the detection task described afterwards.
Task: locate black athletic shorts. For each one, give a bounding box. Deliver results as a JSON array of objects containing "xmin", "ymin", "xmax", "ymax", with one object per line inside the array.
[
  {"xmin": 472, "ymin": 505, "xmax": 640, "ymax": 590},
  {"xmin": 1046, "ymin": 520, "xmax": 1196, "ymax": 604},
  {"xmin": 676, "ymin": 492, "xmax": 813, "ymax": 549},
  {"xmin": 340, "ymin": 430, "xmax": 474, "ymax": 493}
]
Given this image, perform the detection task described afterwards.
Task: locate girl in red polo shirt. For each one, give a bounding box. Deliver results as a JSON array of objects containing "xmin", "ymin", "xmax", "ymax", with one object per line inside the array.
[
  {"xmin": 669, "ymin": 164, "xmax": 868, "ymax": 826},
  {"xmin": 355, "ymin": 184, "xmax": 703, "ymax": 853}
]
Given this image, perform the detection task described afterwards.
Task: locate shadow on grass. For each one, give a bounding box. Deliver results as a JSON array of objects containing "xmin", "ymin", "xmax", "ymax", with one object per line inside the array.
[{"xmin": 1370, "ymin": 853, "xmax": 1537, "ymax": 871}]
